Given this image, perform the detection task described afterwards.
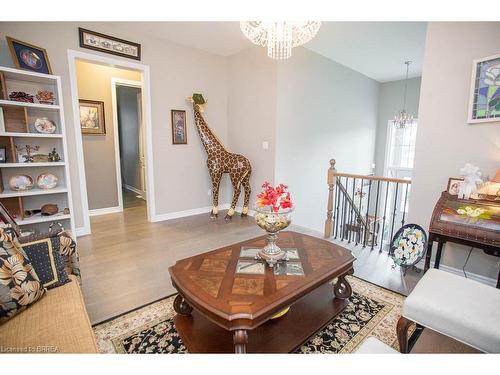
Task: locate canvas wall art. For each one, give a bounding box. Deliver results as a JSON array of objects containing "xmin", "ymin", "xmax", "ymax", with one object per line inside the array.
[
  {"xmin": 79, "ymin": 99, "xmax": 106, "ymax": 135},
  {"xmin": 468, "ymin": 54, "xmax": 500, "ymax": 123}
]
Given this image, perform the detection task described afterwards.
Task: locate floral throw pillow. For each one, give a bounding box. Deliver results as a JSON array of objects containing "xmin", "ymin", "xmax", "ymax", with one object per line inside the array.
[
  {"xmin": 0, "ymin": 228, "xmax": 45, "ymax": 324},
  {"xmin": 389, "ymin": 224, "xmax": 428, "ymax": 267}
]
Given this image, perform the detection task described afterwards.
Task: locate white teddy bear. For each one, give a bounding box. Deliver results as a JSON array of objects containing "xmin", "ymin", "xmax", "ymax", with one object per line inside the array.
[{"xmin": 458, "ymin": 163, "xmax": 483, "ymax": 200}]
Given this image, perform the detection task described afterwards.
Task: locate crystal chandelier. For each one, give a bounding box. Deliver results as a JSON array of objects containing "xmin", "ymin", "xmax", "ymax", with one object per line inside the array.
[
  {"xmin": 240, "ymin": 21, "xmax": 321, "ymax": 60},
  {"xmin": 393, "ymin": 61, "xmax": 415, "ymax": 129}
]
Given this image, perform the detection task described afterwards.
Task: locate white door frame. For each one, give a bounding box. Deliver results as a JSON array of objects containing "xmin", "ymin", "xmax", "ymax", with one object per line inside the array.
[
  {"xmin": 110, "ymin": 77, "xmax": 143, "ymax": 211},
  {"xmin": 67, "ymin": 49, "xmax": 156, "ymax": 236}
]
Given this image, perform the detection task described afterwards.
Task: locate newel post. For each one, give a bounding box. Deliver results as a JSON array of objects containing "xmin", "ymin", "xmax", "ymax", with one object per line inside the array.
[{"xmin": 324, "ymin": 159, "xmax": 337, "ymax": 238}]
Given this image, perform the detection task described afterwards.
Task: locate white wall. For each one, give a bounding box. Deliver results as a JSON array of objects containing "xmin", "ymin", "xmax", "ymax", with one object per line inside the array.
[
  {"xmin": 117, "ymin": 85, "xmax": 141, "ymax": 191},
  {"xmin": 409, "ymin": 22, "xmax": 500, "ymax": 281},
  {"xmin": 227, "ymin": 47, "xmax": 277, "ymax": 208},
  {"xmin": 0, "ymin": 22, "xmax": 229, "ymax": 230},
  {"xmin": 275, "ymin": 47, "xmax": 380, "ymax": 233},
  {"xmin": 374, "ymin": 77, "xmax": 421, "ymax": 176}
]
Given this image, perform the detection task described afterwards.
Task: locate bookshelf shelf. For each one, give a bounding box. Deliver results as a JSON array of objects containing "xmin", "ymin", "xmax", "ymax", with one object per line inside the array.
[{"xmin": 0, "ymin": 66, "xmax": 75, "ymax": 235}]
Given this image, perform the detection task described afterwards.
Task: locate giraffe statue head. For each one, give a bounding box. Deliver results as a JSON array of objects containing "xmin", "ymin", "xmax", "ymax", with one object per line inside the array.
[{"xmin": 186, "ymin": 93, "xmax": 206, "ymax": 113}]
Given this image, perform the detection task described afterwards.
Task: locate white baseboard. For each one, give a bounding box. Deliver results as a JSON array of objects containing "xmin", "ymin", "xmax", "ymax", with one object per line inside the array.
[
  {"xmin": 150, "ymin": 203, "xmax": 255, "ymax": 223},
  {"xmin": 123, "ymin": 184, "xmax": 143, "ymax": 196},
  {"xmin": 417, "ymin": 261, "xmax": 497, "ymax": 288},
  {"xmin": 89, "ymin": 206, "xmax": 123, "ymax": 217},
  {"xmin": 75, "ymin": 226, "xmax": 91, "ymax": 237}
]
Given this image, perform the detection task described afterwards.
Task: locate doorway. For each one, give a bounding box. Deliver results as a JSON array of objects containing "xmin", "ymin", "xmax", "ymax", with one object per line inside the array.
[
  {"xmin": 112, "ymin": 78, "xmax": 146, "ymax": 209},
  {"xmin": 68, "ymin": 50, "xmax": 155, "ymax": 236}
]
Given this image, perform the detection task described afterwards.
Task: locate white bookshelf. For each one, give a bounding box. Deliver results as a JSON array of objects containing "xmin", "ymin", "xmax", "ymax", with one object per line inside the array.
[{"xmin": 0, "ymin": 66, "xmax": 75, "ymax": 235}]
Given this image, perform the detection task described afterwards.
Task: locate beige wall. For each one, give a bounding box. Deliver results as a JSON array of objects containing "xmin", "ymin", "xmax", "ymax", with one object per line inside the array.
[
  {"xmin": 76, "ymin": 61, "xmax": 141, "ymax": 210},
  {"xmin": 275, "ymin": 47, "xmax": 380, "ymax": 232},
  {"xmin": 409, "ymin": 22, "xmax": 500, "ymax": 282},
  {"xmin": 227, "ymin": 47, "xmax": 277, "ymax": 208},
  {"xmin": 0, "ymin": 22, "xmax": 229, "ymax": 230}
]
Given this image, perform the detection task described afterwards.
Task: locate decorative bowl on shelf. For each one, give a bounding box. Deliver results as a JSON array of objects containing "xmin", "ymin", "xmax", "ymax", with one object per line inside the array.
[
  {"xmin": 36, "ymin": 173, "xmax": 58, "ymax": 189},
  {"xmin": 9, "ymin": 175, "xmax": 34, "ymax": 191},
  {"xmin": 35, "ymin": 90, "xmax": 55, "ymax": 105},
  {"xmin": 34, "ymin": 117, "xmax": 57, "ymax": 134}
]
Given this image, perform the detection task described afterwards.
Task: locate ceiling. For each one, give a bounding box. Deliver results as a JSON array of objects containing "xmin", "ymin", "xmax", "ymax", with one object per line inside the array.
[{"xmin": 110, "ymin": 22, "xmax": 427, "ymax": 83}]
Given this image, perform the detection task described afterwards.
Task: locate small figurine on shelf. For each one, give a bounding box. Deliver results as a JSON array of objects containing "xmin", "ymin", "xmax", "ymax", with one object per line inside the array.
[
  {"xmin": 15, "ymin": 144, "xmax": 40, "ymax": 163},
  {"xmin": 48, "ymin": 148, "xmax": 61, "ymax": 162}
]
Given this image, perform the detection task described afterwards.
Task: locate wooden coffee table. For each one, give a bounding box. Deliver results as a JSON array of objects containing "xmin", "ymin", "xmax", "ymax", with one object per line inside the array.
[{"xmin": 168, "ymin": 231, "xmax": 355, "ymax": 353}]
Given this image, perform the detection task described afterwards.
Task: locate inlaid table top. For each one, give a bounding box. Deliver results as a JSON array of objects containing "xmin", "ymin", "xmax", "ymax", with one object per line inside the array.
[{"xmin": 169, "ymin": 231, "xmax": 355, "ymax": 333}]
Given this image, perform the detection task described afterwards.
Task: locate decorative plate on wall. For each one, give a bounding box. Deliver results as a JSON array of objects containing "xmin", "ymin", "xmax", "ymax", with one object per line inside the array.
[
  {"xmin": 9, "ymin": 175, "xmax": 34, "ymax": 191},
  {"xmin": 36, "ymin": 173, "xmax": 58, "ymax": 189},
  {"xmin": 389, "ymin": 224, "xmax": 428, "ymax": 268}
]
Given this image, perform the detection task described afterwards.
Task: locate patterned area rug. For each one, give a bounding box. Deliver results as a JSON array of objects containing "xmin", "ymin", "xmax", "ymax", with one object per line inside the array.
[{"xmin": 93, "ymin": 276, "xmax": 408, "ymax": 353}]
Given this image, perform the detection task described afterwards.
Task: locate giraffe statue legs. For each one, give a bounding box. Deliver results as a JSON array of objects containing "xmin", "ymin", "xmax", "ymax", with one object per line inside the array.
[
  {"xmin": 226, "ymin": 174, "xmax": 243, "ymax": 221},
  {"xmin": 241, "ymin": 172, "xmax": 251, "ymax": 217},
  {"xmin": 209, "ymin": 171, "xmax": 222, "ymax": 219}
]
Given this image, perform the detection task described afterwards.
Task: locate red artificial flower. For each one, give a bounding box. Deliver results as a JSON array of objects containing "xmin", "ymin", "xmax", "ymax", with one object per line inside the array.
[{"xmin": 256, "ymin": 182, "xmax": 293, "ymax": 212}]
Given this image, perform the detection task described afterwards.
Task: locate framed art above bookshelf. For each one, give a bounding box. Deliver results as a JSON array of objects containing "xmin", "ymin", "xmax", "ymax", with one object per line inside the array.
[{"xmin": 0, "ymin": 66, "xmax": 75, "ymax": 236}]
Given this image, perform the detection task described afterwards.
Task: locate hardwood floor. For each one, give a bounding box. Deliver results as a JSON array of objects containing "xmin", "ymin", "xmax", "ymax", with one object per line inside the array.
[{"xmin": 78, "ymin": 203, "xmax": 421, "ymax": 324}]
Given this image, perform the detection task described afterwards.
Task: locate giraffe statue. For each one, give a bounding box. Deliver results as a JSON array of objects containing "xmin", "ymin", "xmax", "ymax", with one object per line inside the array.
[{"xmin": 188, "ymin": 94, "xmax": 252, "ymax": 221}]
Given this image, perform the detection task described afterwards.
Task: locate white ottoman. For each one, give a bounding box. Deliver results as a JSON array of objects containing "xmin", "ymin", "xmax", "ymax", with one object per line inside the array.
[
  {"xmin": 355, "ymin": 337, "xmax": 398, "ymax": 354},
  {"xmin": 397, "ymin": 268, "xmax": 500, "ymax": 353}
]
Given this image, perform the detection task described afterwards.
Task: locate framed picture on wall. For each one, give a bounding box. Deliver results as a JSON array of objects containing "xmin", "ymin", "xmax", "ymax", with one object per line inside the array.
[
  {"xmin": 78, "ymin": 28, "xmax": 141, "ymax": 61},
  {"xmin": 171, "ymin": 109, "xmax": 187, "ymax": 144},
  {"xmin": 79, "ymin": 99, "xmax": 106, "ymax": 135},
  {"xmin": 6, "ymin": 36, "xmax": 52, "ymax": 75},
  {"xmin": 468, "ymin": 54, "xmax": 500, "ymax": 123}
]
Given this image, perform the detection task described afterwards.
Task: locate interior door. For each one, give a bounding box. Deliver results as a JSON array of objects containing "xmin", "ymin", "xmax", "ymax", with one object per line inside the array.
[{"xmin": 137, "ymin": 92, "xmax": 147, "ymax": 200}]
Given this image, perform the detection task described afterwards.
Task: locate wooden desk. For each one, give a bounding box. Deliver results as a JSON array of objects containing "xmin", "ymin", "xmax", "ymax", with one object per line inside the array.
[{"xmin": 424, "ymin": 192, "xmax": 500, "ymax": 288}]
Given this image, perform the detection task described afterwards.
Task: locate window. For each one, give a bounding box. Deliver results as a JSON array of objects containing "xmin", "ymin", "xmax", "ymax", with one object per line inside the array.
[{"xmin": 384, "ymin": 120, "xmax": 418, "ymax": 215}]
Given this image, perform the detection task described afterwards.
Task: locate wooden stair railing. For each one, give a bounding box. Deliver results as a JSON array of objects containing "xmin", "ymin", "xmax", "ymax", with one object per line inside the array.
[{"xmin": 324, "ymin": 159, "xmax": 412, "ymax": 251}]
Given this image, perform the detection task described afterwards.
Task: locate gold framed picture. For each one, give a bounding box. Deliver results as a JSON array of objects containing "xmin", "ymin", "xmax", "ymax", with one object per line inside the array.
[
  {"xmin": 171, "ymin": 109, "xmax": 187, "ymax": 144},
  {"xmin": 79, "ymin": 99, "xmax": 106, "ymax": 135},
  {"xmin": 6, "ymin": 36, "xmax": 52, "ymax": 75}
]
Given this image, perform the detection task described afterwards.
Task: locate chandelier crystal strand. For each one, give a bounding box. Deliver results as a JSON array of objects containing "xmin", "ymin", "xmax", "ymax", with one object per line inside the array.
[
  {"xmin": 393, "ymin": 60, "xmax": 415, "ymax": 128},
  {"xmin": 240, "ymin": 21, "xmax": 321, "ymax": 60}
]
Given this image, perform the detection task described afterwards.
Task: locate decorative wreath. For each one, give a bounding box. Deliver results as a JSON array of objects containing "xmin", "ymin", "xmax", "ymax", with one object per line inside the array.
[{"xmin": 389, "ymin": 224, "xmax": 428, "ymax": 268}]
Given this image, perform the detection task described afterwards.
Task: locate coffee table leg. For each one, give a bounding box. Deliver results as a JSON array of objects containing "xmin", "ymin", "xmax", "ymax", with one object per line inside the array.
[
  {"xmin": 334, "ymin": 268, "xmax": 354, "ymax": 299},
  {"xmin": 173, "ymin": 294, "xmax": 193, "ymax": 316},
  {"xmin": 233, "ymin": 330, "xmax": 248, "ymax": 354}
]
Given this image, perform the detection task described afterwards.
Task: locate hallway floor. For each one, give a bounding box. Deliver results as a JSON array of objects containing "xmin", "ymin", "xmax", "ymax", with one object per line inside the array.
[{"xmin": 76, "ymin": 204, "xmax": 476, "ymax": 353}]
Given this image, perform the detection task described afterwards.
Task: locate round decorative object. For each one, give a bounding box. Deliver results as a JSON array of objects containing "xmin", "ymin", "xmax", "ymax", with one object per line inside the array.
[
  {"xmin": 389, "ymin": 224, "xmax": 428, "ymax": 268},
  {"xmin": 41, "ymin": 204, "xmax": 58, "ymax": 216},
  {"xmin": 20, "ymin": 49, "xmax": 42, "ymax": 69},
  {"xmin": 34, "ymin": 117, "xmax": 57, "ymax": 134},
  {"xmin": 36, "ymin": 173, "xmax": 58, "ymax": 189},
  {"xmin": 270, "ymin": 306, "xmax": 290, "ymax": 319},
  {"xmin": 254, "ymin": 206, "xmax": 293, "ymax": 267},
  {"xmin": 9, "ymin": 175, "xmax": 34, "ymax": 191}
]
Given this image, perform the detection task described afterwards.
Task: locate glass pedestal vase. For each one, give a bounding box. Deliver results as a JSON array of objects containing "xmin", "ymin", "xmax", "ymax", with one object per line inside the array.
[{"xmin": 254, "ymin": 207, "xmax": 293, "ymax": 267}]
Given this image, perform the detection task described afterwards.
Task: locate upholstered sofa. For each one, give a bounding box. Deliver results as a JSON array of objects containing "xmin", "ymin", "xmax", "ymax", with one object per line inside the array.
[{"xmin": 0, "ymin": 231, "xmax": 98, "ymax": 353}]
